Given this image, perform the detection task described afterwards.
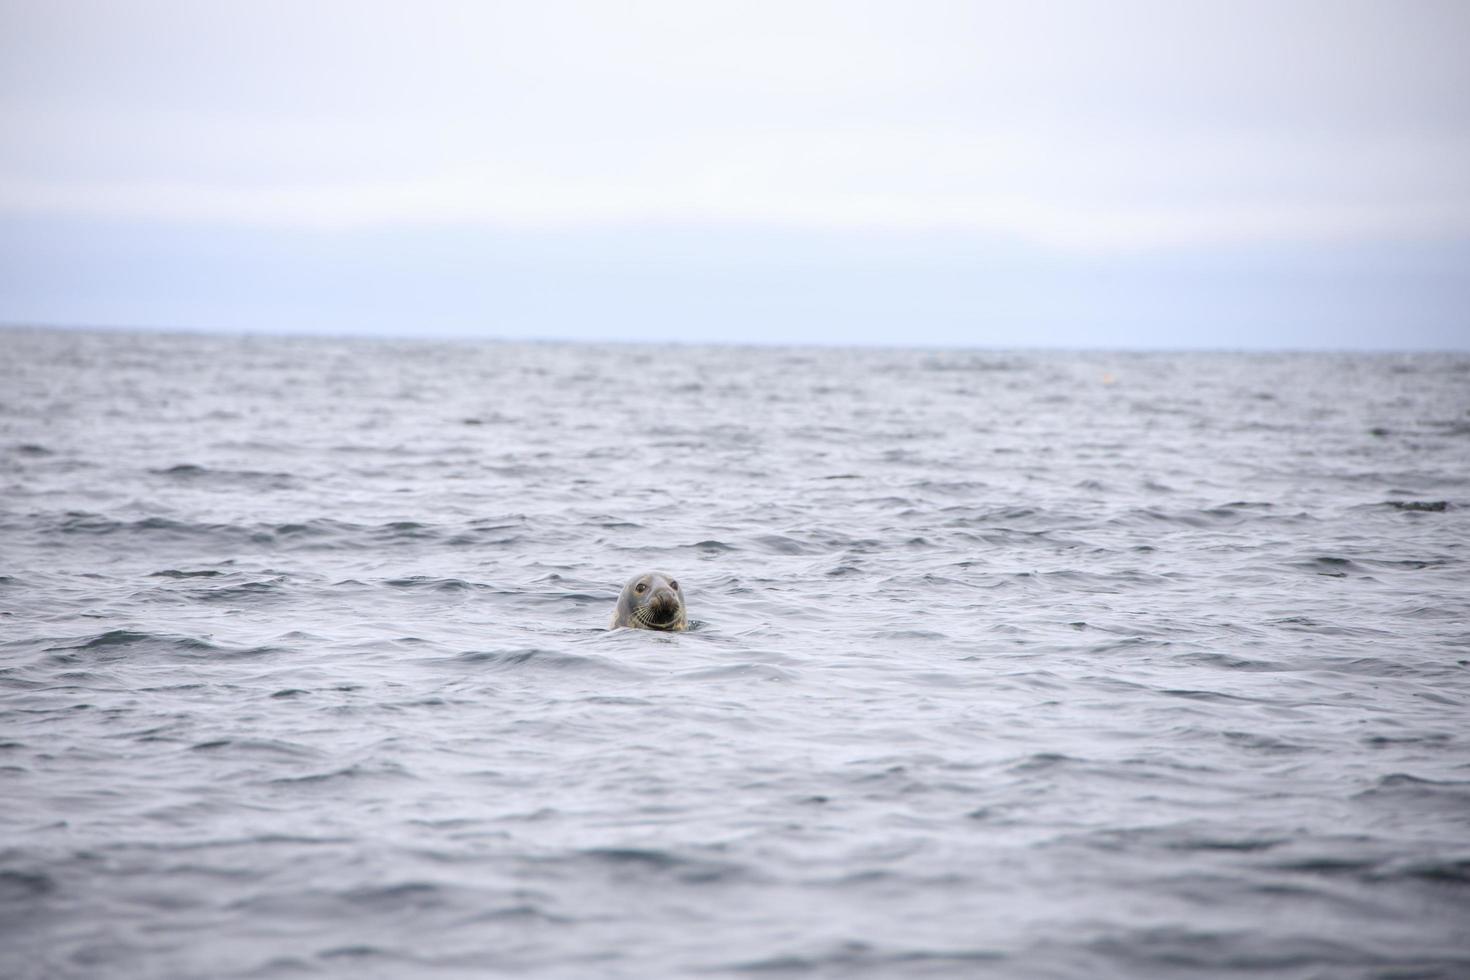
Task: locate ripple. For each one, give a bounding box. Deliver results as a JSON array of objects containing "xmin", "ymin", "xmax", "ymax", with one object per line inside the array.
[
  {"xmin": 725, "ymin": 942, "xmax": 1004, "ymax": 973},
  {"xmin": 0, "ymin": 870, "xmax": 54, "ymax": 902},
  {"xmin": 42, "ymin": 629, "xmax": 282, "ymax": 662},
  {"xmin": 449, "ymin": 648, "xmax": 643, "ymax": 677},
  {"xmin": 1383, "ymin": 499, "xmax": 1450, "ymax": 512},
  {"xmin": 573, "ymin": 847, "xmax": 747, "ymax": 884},
  {"xmin": 384, "ymin": 576, "xmax": 483, "ymax": 592}
]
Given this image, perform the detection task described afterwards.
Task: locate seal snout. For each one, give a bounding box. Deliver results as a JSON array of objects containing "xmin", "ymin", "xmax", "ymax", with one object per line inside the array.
[{"xmin": 647, "ymin": 588, "xmax": 680, "ymax": 620}]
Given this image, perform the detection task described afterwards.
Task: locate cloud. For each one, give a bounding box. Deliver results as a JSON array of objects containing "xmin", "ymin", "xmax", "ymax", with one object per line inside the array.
[
  {"xmin": 2, "ymin": 124, "xmax": 1467, "ymax": 250},
  {"xmin": 2, "ymin": 0, "xmax": 1469, "ymax": 249}
]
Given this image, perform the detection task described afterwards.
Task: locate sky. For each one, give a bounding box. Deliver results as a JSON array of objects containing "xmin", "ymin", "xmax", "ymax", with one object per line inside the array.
[{"xmin": 2, "ymin": 0, "xmax": 1468, "ymax": 348}]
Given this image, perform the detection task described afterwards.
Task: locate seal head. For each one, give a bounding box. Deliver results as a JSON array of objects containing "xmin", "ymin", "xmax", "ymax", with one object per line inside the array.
[{"xmin": 611, "ymin": 572, "xmax": 687, "ymax": 631}]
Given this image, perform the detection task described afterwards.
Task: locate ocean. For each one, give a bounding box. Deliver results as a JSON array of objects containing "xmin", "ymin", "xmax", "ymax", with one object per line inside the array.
[{"xmin": 2, "ymin": 326, "xmax": 1468, "ymax": 978}]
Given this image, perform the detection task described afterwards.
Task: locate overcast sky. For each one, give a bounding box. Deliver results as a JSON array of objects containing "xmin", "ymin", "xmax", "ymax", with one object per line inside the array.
[{"xmin": 2, "ymin": 0, "xmax": 1468, "ymax": 347}]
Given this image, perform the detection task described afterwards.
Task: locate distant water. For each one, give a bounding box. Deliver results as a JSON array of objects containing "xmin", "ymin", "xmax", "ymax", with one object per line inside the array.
[{"xmin": 2, "ymin": 327, "xmax": 1468, "ymax": 979}]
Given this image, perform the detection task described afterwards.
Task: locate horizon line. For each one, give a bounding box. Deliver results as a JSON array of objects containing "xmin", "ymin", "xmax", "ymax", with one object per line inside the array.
[{"xmin": 5, "ymin": 320, "xmax": 1466, "ymax": 356}]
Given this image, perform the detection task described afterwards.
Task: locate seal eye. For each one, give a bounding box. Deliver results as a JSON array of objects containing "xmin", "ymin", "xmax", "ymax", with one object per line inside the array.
[
  {"xmin": 669, "ymin": 581, "xmax": 679, "ymax": 590},
  {"xmin": 635, "ymin": 583, "xmax": 647, "ymax": 593}
]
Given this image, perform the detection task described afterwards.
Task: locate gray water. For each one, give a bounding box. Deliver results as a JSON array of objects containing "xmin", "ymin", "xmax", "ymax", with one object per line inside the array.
[{"xmin": 2, "ymin": 326, "xmax": 1468, "ymax": 979}]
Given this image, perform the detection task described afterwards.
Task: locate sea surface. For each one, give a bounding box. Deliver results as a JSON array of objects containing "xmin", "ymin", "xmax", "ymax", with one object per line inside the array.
[{"xmin": 2, "ymin": 326, "xmax": 1468, "ymax": 979}]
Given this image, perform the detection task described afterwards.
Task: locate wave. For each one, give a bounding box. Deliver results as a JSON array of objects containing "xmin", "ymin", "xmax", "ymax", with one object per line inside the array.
[
  {"xmin": 0, "ymin": 869, "xmax": 54, "ymax": 902},
  {"xmin": 723, "ymin": 942, "xmax": 1004, "ymax": 973},
  {"xmin": 147, "ymin": 463, "xmax": 300, "ymax": 490},
  {"xmin": 448, "ymin": 648, "xmax": 643, "ymax": 677},
  {"xmin": 41, "ymin": 629, "xmax": 282, "ymax": 662},
  {"xmin": 1382, "ymin": 499, "xmax": 1450, "ymax": 512},
  {"xmin": 383, "ymin": 576, "xmax": 489, "ymax": 592},
  {"xmin": 26, "ymin": 513, "xmax": 524, "ymax": 550}
]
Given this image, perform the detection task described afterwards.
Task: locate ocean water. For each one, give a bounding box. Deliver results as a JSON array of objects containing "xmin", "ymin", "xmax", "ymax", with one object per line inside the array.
[{"xmin": 2, "ymin": 326, "xmax": 1468, "ymax": 979}]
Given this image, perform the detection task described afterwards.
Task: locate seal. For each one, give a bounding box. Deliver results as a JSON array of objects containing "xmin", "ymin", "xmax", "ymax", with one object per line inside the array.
[{"xmin": 610, "ymin": 572, "xmax": 687, "ymax": 631}]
